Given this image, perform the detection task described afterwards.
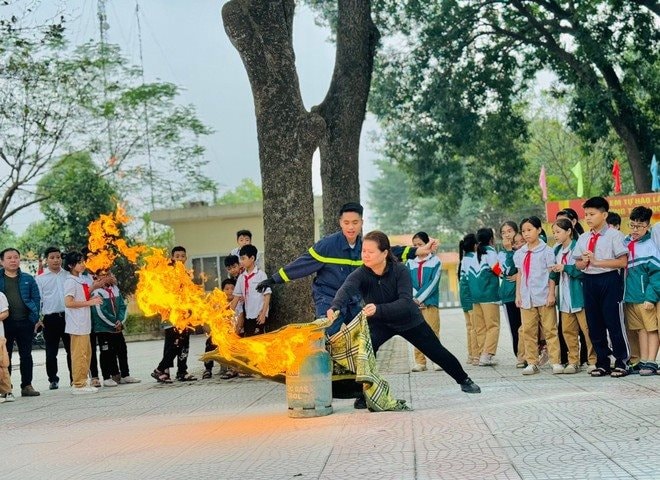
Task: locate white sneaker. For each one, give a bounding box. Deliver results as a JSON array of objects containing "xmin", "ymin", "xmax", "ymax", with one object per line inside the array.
[
  {"xmin": 479, "ymin": 353, "xmax": 497, "ymax": 366},
  {"xmin": 552, "ymin": 364, "xmax": 564, "ymax": 374},
  {"xmin": 522, "ymin": 364, "xmax": 540, "ymax": 375},
  {"xmin": 103, "ymin": 379, "xmax": 118, "ymax": 387},
  {"xmin": 411, "ymin": 364, "xmax": 427, "ymax": 372},
  {"xmin": 119, "ymin": 376, "xmax": 141, "ymax": 384},
  {"xmin": 563, "ymin": 364, "xmax": 579, "ymax": 374},
  {"xmin": 1, "ymin": 392, "xmax": 15, "ymax": 402},
  {"xmin": 71, "ymin": 386, "xmax": 99, "ymax": 395},
  {"xmin": 586, "ymin": 364, "xmax": 597, "ymax": 374}
]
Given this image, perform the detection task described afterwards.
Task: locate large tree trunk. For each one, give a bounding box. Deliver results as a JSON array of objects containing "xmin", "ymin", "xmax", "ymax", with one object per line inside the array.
[
  {"xmin": 222, "ymin": 0, "xmax": 324, "ymax": 326},
  {"xmin": 315, "ymin": 0, "xmax": 379, "ymax": 234}
]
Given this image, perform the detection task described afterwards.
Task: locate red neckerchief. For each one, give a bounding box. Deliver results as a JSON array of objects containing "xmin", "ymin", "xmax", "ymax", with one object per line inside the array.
[
  {"xmin": 105, "ymin": 287, "xmax": 116, "ymax": 314},
  {"xmin": 587, "ymin": 232, "xmax": 600, "ymax": 252},
  {"xmin": 561, "ymin": 251, "xmax": 569, "ymax": 265},
  {"xmin": 82, "ymin": 283, "xmax": 91, "ymax": 301},
  {"xmin": 627, "ymin": 239, "xmax": 637, "ymax": 263},
  {"xmin": 243, "ymin": 271, "xmax": 256, "ymax": 302},
  {"xmin": 523, "ymin": 250, "xmax": 532, "ymax": 286},
  {"xmin": 417, "ymin": 259, "xmax": 426, "ymax": 287}
]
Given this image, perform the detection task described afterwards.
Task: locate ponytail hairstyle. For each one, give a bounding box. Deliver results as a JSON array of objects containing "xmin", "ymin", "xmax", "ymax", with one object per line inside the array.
[
  {"xmin": 557, "ymin": 208, "xmax": 585, "ymax": 235},
  {"xmin": 553, "ymin": 217, "xmax": 579, "ymax": 241},
  {"xmin": 458, "ymin": 233, "xmax": 477, "ymax": 280},
  {"xmin": 412, "ymin": 231, "xmax": 430, "ymax": 244},
  {"xmin": 476, "ymin": 228, "xmax": 494, "ymax": 263},
  {"xmin": 363, "ymin": 230, "xmax": 396, "ymax": 264}
]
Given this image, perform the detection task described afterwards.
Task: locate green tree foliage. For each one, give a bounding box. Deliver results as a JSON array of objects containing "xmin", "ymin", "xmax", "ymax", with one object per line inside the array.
[
  {"xmin": 35, "ymin": 151, "xmax": 117, "ymax": 250},
  {"xmin": 216, "ymin": 178, "xmax": 263, "ymax": 205},
  {"xmin": 371, "ymin": 0, "xmax": 658, "ymax": 194},
  {"xmin": 0, "ymin": 15, "xmax": 216, "ymax": 227}
]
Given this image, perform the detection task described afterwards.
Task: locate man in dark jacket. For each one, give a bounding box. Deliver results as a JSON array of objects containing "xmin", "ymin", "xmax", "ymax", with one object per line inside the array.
[{"xmin": 0, "ymin": 248, "xmax": 41, "ymax": 397}]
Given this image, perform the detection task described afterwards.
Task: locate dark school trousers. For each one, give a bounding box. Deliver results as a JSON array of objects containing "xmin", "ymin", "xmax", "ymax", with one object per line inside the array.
[
  {"xmin": 370, "ymin": 320, "xmax": 469, "ymax": 384},
  {"xmin": 582, "ymin": 270, "xmax": 629, "ymax": 370},
  {"xmin": 504, "ymin": 301, "xmax": 522, "ymax": 356},
  {"xmin": 4, "ymin": 321, "xmax": 34, "ymax": 388},
  {"xmin": 157, "ymin": 327, "xmax": 190, "ymax": 376},
  {"xmin": 97, "ymin": 332, "xmax": 130, "ymax": 379},
  {"xmin": 43, "ymin": 312, "xmax": 71, "ymax": 383},
  {"xmin": 89, "ymin": 331, "xmax": 100, "ymax": 379}
]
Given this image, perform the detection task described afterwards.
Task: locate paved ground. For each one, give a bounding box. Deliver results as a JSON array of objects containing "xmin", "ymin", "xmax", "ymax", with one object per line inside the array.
[{"xmin": 2, "ymin": 308, "xmax": 659, "ymax": 480}]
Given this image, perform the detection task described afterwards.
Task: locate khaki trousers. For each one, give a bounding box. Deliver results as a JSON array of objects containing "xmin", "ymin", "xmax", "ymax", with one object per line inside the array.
[
  {"xmin": 521, "ymin": 306, "xmax": 559, "ymax": 365},
  {"xmin": 472, "ymin": 303, "xmax": 500, "ymax": 355},
  {"xmin": 414, "ymin": 306, "xmax": 440, "ymax": 366},
  {"xmin": 561, "ymin": 310, "xmax": 596, "ymax": 366},
  {"xmin": 70, "ymin": 334, "xmax": 91, "ymax": 388},
  {"xmin": 464, "ymin": 311, "xmax": 479, "ymax": 359}
]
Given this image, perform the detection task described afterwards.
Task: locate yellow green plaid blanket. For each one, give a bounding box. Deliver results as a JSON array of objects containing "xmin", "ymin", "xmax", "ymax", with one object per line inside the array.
[{"xmin": 327, "ymin": 311, "xmax": 409, "ymax": 412}]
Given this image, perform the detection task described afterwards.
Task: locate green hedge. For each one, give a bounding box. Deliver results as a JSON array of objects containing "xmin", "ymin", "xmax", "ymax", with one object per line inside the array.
[{"xmin": 123, "ymin": 314, "xmax": 162, "ymax": 335}]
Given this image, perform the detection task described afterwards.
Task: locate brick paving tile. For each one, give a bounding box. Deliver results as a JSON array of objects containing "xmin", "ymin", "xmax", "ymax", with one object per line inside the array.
[{"xmin": 2, "ymin": 308, "xmax": 658, "ymax": 479}]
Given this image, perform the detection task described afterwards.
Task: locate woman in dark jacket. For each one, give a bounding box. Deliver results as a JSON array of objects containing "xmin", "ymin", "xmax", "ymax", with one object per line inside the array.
[{"xmin": 328, "ymin": 231, "xmax": 480, "ymax": 399}]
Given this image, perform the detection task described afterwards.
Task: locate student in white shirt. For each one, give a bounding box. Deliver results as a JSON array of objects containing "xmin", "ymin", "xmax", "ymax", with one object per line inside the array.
[
  {"xmin": 63, "ymin": 251, "xmax": 103, "ymax": 394},
  {"xmin": 231, "ymin": 244, "xmax": 271, "ymax": 337},
  {"xmin": 35, "ymin": 247, "xmax": 71, "ymax": 390},
  {"xmin": 514, "ymin": 216, "xmax": 561, "ymax": 376}
]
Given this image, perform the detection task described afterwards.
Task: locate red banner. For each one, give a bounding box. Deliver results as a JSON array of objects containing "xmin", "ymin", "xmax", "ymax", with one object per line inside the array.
[{"xmin": 545, "ymin": 193, "xmax": 660, "ymax": 221}]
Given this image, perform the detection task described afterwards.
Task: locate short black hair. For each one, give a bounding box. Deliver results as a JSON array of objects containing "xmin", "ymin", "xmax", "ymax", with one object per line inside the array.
[
  {"xmin": 629, "ymin": 206, "xmax": 652, "ymax": 223},
  {"xmin": 63, "ymin": 251, "xmax": 84, "ymax": 272},
  {"xmin": 221, "ymin": 278, "xmax": 236, "ymax": 289},
  {"xmin": 339, "ymin": 202, "xmax": 363, "ymax": 216},
  {"xmin": 239, "ymin": 244, "xmax": 258, "ymax": 259},
  {"xmin": 43, "ymin": 246, "xmax": 61, "ymax": 258},
  {"xmin": 224, "ymin": 255, "xmax": 239, "ymax": 267},
  {"xmin": 236, "ymin": 230, "xmax": 252, "ymax": 240},
  {"xmin": 607, "ymin": 212, "xmax": 621, "ymax": 227},
  {"xmin": 412, "ymin": 231, "xmax": 430, "ymax": 244},
  {"xmin": 0, "ymin": 248, "xmax": 20, "ymax": 260},
  {"xmin": 583, "ymin": 196, "xmax": 609, "ymax": 212},
  {"xmin": 171, "ymin": 246, "xmax": 186, "ymax": 255}
]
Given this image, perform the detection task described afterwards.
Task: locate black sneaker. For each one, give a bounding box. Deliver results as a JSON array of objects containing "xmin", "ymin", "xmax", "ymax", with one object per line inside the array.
[
  {"xmin": 353, "ymin": 395, "xmax": 367, "ymax": 409},
  {"xmin": 49, "ymin": 381, "xmax": 59, "ymax": 390},
  {"xmin": 460, "ymin": 378, "xmax": 481, "ymax": 394},
  {"xmin": 628, "ymin": 362, "xmax": 641, "ymax": 375}
]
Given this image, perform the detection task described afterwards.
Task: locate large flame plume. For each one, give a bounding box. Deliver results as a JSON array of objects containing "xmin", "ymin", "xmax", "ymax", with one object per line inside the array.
[{"xmin": 87, "ymin": 207, "xmax": 324, "ymax": 377}]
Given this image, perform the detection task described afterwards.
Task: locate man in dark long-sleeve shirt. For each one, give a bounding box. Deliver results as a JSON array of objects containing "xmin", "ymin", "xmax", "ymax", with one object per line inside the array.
[{"xmin": 257, "ymin": 203, "xmax": 435, "ymax": 335}]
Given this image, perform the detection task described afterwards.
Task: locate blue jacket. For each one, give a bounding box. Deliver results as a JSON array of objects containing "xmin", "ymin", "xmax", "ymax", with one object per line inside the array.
[
  {"xmin": 271, "ymin": 232, "xmax": 416, "ymax": 315},
  {"xmin": 0, "ymin": 268, "xmax": 41, "ymax": 324}
]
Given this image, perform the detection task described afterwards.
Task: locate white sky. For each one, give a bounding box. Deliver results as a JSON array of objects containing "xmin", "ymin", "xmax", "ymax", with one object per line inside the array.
[{"xmin": 4, "ymin": 0, "xmax": 381, "ymax": 233}]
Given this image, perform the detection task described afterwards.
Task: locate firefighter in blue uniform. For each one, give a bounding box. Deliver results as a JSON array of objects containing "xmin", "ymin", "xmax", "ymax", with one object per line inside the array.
[{"xmin": 256, "ymin": 202, "xmax": 436, "ymax": 335}]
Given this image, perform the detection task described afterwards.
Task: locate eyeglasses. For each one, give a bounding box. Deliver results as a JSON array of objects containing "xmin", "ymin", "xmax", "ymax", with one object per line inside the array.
[{"xmin": 629, "ymin": 223, "xmax": 649, "ymax": 231}]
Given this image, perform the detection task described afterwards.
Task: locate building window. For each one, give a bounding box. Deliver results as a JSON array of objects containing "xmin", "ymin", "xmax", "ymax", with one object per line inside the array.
[{"xmin": 191, "ymin": 255, "xmax": 230, "ymax": 291}]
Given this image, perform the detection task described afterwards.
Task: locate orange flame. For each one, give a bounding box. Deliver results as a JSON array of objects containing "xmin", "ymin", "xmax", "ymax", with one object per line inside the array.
[
  {"xmin": 86, "ymin": 206, "xmax": 146, "ymax": 273},
  {"xmin": 86, "ymin": 208, "xmax": 324, "ymax": 378}
]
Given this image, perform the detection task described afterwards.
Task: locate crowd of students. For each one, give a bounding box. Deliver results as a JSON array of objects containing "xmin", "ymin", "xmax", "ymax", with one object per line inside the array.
[{"xmin": 459, "ymin": 196, "xmax": 660, "ymax": 377}]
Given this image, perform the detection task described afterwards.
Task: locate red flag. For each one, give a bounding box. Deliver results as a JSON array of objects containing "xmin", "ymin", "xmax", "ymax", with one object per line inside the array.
[
  {"xmin": 539, "ymin": 165, "xmax": 548, "ymax": 201},
  {"xmin": 612, "ymin": 159, "xmax": 621, "ymax": 194}
]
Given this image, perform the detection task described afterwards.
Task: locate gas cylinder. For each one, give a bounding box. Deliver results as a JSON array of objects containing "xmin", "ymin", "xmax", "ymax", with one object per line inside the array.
[{"xmin": 286, "ymin": 336, "xmax": 333, "ymax": 418}]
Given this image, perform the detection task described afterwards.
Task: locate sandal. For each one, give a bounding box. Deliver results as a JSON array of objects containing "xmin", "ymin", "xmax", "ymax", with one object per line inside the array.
[
  {"xmin": 176, "ymin": 373, "xmax": 197, "ymax": 382},
  {"xmin": 219, "ymin": 370, "xmax": 238, "ymax": 380},
  {"xmin": 151, "ymin": 369, "xmax": 173, "ymax": 384},
  {"xmin": 639, "ymin": 362, "xmax": 657, "ymax": 376},
  {"xmin": 202, "ymin": 370, "xmax": 212, "ymax": 379},
  {"xmin": 610, "ymin": 367, "xmax": 628, "ymax": 378},
  {"xmin": 590, "ymin": 367, "xmax": 610, "ymax": 377}
]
